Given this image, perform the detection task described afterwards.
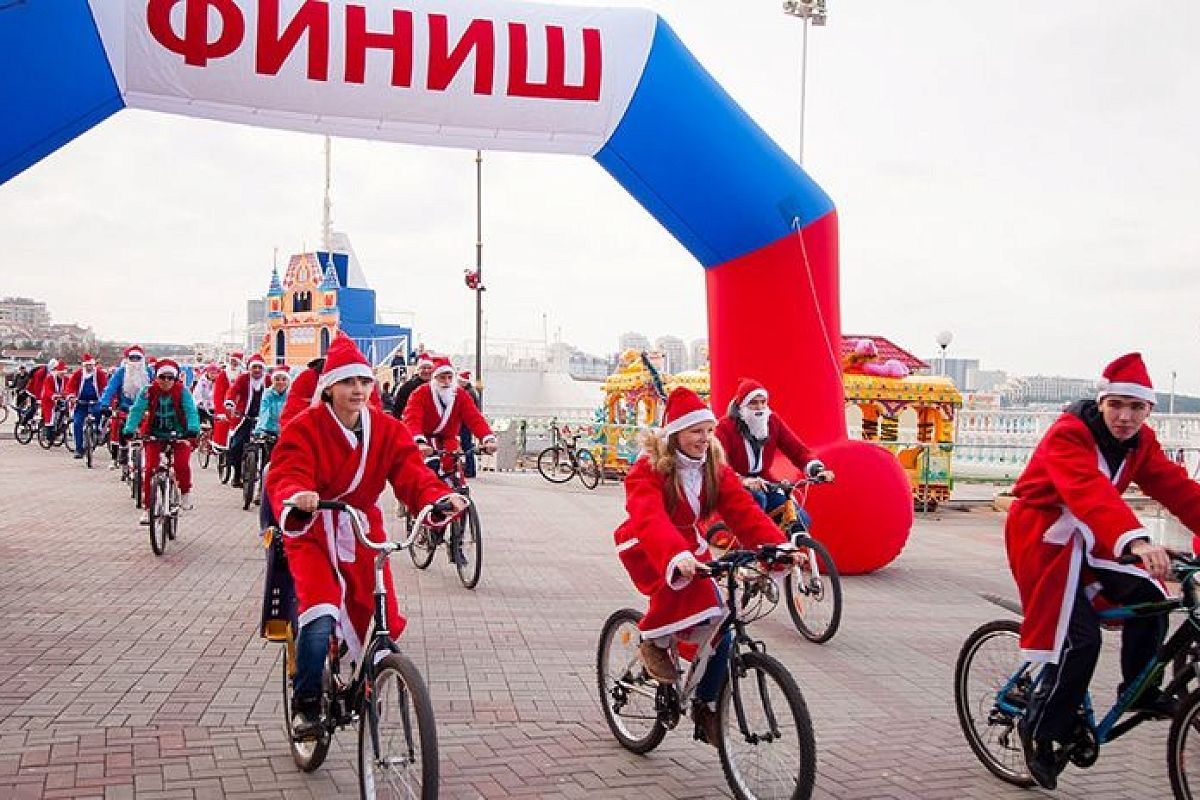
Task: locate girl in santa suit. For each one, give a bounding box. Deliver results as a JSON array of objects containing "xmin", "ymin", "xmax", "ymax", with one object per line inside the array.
[
  {"xmin": 613, "ymin": 387, "xmax": 790, "ymax": 745},
  {"xmin": 266, "ymin": 333, "xmax": 468, "ymax": 739},
  {"xmin": 1007, "ymin": 352, "xmax": 1200, "ymax": 789}
]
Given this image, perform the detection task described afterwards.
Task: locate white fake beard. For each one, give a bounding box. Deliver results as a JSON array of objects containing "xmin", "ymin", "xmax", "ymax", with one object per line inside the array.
[
  {"xmin": 743, "ymin": 408, "xmax": 771, "ymax": 440},
  {"xmin": 435, "ymin": 384, "xmax": 456, "ymax": 408},
  {"xmin": 123, "ymin": 363, "xmax": 149, "ymax": 397}
]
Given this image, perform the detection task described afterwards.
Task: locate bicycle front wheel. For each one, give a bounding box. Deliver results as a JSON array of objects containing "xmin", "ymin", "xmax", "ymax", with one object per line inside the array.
[
  {"xmin": 61, "ymin": 423, "xmax": 73, "ymax": 451},
  {"xmin": 149, "ymin": 475, "xmax": 169, "ymax": 556},
  {"xmin": 717, "ymin": 650, "xmax": 815, "ymax": 800},
  {"xmin": 453, "ymin": 505, "xmax": 483, "ymax": 589},
  {"xmin": 242, "ymin": 448, "xmax": 259, "ymax": 511},
  {"xmin": 37, "ymin": 423, "xmax": 52, "ymax": 449},
  {"xmin": 576, "ymin": 449, "xmax": 601, "ymax": 489},
  {"xmin": 536, "ymin": 446, "xmax": 574, "ymax": 483},
  {"xmin": 14, "ymin": 419, "xmax": 34, "ymax": 445},
  {"xmin": 218, "ymin": 450, "xmax": 232, "ymax": 484},
  {"xmin": 1168, "ymin": 689, "xmax": 1200, "ymax": 799},
  {"xmin": 784, "ymin": 536, "xmax": 843, "ymax": 644},
  {"xmin": 84, "ymin": 423, "xmax": 94, "ymax": 469},
  {"xmin": 359, "ymin": 652, "xmax": 439, "ymax": 800},
  {"xmin": 954, "ymin": 619, "xmax": 1034, "ymax": 788},
  {"xmin": 596, "ymin": 608, "xmax": 667, "ymax": 754}
]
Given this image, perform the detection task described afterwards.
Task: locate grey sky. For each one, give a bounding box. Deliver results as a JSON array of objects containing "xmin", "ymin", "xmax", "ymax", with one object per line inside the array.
[{"xmin": 4, "ymin": 1, "xmax": 1200, "ymax": 391}]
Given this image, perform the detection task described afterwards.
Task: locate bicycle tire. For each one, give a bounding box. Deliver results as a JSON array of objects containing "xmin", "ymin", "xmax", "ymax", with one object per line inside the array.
[
  {"xmin": 218, "ymin": 450, "xmax": 232, "ymax": 484},
  {"xmin": 243, "ymin": 447, "xmax": 259, "ymax": 511},
  {"xmin": 358, "ymin": 652, "xmax": 439, "ymax": 800},
  {"xmin": 0, "ymin": 403, "xmax": 8, "ymax": 426},
  {"xmin": 37, "ymin": 422, "xmax": 52, "ymax": 449},
  {"xmin": 536, "ymin": 446, "xmax": 574, "ymax": 483},
  {"xmin": 281, "ymin": 641, "xmax": 332, "ymax": 772},
  {"xmin": 1168, "ymin": 688, "xmax": 1200, "ymax": 799},
  {"xmin": 167, "ymin": 481, "xmax": 179, "ymax": 541},
  {"xmin": 199, "ymin": 440, "xmax": 212, "ymax": 469},
  {"xmin": 954, "ymin": 619, "xmax": 1035, "ymax": 788},
  {"xmin": 576, "ymin": 449, "xmax": 601, "ymax": 489},
  {"xmin": 453, "ymin": 504, "xmax": 483, "ymax": 589},
  {"xmin": 596, "ymin": 608, "xmax": 668, "ymax": 754},
  {"xmin": 149, "ymin": 475, "xmax": 168, "ymax": 556},
  {"xmin": 717, "ymin": 649, "xmax": 816, "ymax": 800},
  {"xmin": 408, "ymin": 515, "xmax": 438, "ymax": 570},
  {"xmin": 784, "ymin": 536, "xmax": 843, "ymax": 643},
  {"xmin": 14, "ymin": 418, "xmax": 34, "ymax": 445},
  {"xmin": 84, "ymin": 422, "xmax": 94, "ymax": 469},
  {"xmin": 61, "ymin": 422, "xmax": 73, "ymax": 451}
]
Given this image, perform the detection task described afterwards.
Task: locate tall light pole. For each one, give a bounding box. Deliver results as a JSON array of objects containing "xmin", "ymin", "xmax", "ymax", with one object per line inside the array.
[
  {"xmin": 782, "ymin": 0, "xmax": 827, "ymax": 164},
  {"xmin": 936, "ymin": 330, "xmax": 953, "ymax": 378},
  {"xmin": 474, "ymin": 149, "xmax": 484, "ymax": 407}
]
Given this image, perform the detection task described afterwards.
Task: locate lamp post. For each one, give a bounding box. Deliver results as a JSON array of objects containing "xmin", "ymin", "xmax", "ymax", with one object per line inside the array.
[
  {"xmin": 474, "ymin": 149, "xmax": 483, "ymax": 407},
  {"xmin": 782, "ymin": 0, "xmax": 827, "ymax": 164},
  {"xmin": 936, "ymin": 330, "xmax": 953, "ymax": 377}
]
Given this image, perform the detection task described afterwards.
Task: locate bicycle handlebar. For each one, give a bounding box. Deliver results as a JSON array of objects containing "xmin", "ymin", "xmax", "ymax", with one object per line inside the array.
[
  {"xmin": 701, "ymin": 543, "xmax": 797, "ymax": 577},
  {"xmin": 285, "ymin": 497, "xmax": 461, "ymax": 552}
]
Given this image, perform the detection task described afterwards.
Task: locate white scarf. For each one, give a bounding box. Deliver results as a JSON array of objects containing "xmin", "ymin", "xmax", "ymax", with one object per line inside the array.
[{"xmin": 675, "ymin": 449, "xmax": 706, "ymax": 518}]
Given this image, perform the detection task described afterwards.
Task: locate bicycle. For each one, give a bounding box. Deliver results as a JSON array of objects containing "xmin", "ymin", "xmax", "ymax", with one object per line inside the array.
[
  {"xmin": 405, "ymin": 450, "xmax": 483, "ymax": 589},
  {"xmin": 80, "ymin": 405, "xmax": 108, "ymax": 469},
  {"xmin": 536, "ymin": 430, "xmax": 601, "ymax": 489},
  {"xmin": 242, "ymin": 431, "xmax": 276, "ymax": 511},
  {"xmin": 12, "ymin": 391, "xmax": 38, "ymax": 445},
  {"xmin": 143, "ymin": 433, "xmax": 184, "ymax": 556},
  {"xmin": 597, "ymin": 544, "xmax": 817, "ymax": 800},
  {"xmin": 279, "ymin": 500, "xmax": 445, "ymax": 798},
  {"xmin": 766, "ymin": 477, "xmax": 843, "ymax": 644},
  {"xmin": 955, "ymin": 551, "xmax": 1200, "ymax": 797},
  {"xmin": 194, "ymin": 422, "xmax": 213, "ymax": 469},
  {"xmin": 124, "ymin": 436, "xmax": 145, "ymax": 508},
  {"xmin": 37, "ymin": 397, "xmax": 73, "ymax": 451}
]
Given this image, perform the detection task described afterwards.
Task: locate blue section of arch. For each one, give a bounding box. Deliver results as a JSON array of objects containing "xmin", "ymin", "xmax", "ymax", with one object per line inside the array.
[
  {"xmin": 0, "ymin": 0, "xmax": 123, "ymax": 185},
  {"xmin": 595, "ymin": 17, "xmax": 834, "ymax": 268}
]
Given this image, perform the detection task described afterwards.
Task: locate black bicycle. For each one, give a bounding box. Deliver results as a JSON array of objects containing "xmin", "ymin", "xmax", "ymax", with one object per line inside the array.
[
  {"xmin": 598, "ymin": 544, "xmax": 817, "ymax": 800},
  {"xmin": 956, "ymin": 551, "xmax": 1200, "ymax": 796},
  {"xmin": 38, "ymin": 397, "xmax": 72, "ymax": 451},
  {"xmin": 279, "ymin": 500, "xmax": 446, "ymax": 798},
  {"xmin": 143, "ymin": 434, "xmax": 183, "ymax": 556},
  {"xmin": 12, "ymin": 391, "xmax": 38, "ymax": 445},
  {"xmin": 242, "ymin": 431, "xmax": 277, "ymax": 511},
  {"xmin": 80, "ymin": 405, "xmax": 108, "ymax": 469},
  {"xmin": 766, "ymin": 477, "xmax": 843, "ymax": 644},
  {"xmin": 406, "ymin": 450, "xmax": 483, "ymax": 589},
  {"xmin": 124, "ymin": 435, "xmax": 145, "ymax": 508},
  {"xmin": 536, "ymin": 430, "xmax": 601, "ymax": 489}
]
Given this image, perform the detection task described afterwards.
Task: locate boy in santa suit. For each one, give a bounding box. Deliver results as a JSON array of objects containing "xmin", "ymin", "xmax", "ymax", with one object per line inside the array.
[
  {"xmin": 266, "ymin": 334, "xmax": 468, "ymax": 739},
  {"xmin": 226, "ymin": 354, "xmax": 268, "ymax": 487},
  {"xmin": 66, "ymin": 354, "xmax": 108, "ymax": 458},
  {"xmin": 123, "ymin": 359, "xmax": 201, "ymax": 521},
  {"xmin": 1008, "ymin": 353, "xmax": 1200, "ymax": 789},
  {"xmin": 714, "ymin": 378, "xmax": 833, "ymax": 515},
  {"xmin": 39, "ymin": 359, "xmax": 70, "ymax": 431},
  {"xmin": 211, "ymin": 351, "xmax": 244, "ymax": 453},
  {"xmin": 402, "ymin": 357, "xmax": 496, "ymax": 460},
  {"xmin": 613, "ymin": 387, "xmax": 792, "ymax": 745}
]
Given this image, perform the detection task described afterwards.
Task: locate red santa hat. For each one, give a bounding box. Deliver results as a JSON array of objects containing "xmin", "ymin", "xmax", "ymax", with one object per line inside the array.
[
  {"xmin": 733, "ymin": 378, "xmax": 769, "ymax": 408},
  {"xmin": 155, "ymin": 359, "xmax": 180, "ymax": 378},
  {"xmin": 246, "ymin": 354, "xmax": 266, "ymax": 369},
  {"xmin": 204, "ymin": 362, "xmax": 221, "ymax": 376},
  {"xmin": 229, "ymin": 351, "xmax": 245, "ymax": 363},
  {"xmin": 271, "ymin": 365, "xmax": 292, "ymax": 381},
  {"xmin": 49, "ymin": 358, "xmax": 67, "ymax": 373},
  {"xmin": 313, "ymin": 333, "xmax": 374, "ymax": 405},
  {"xmin": 417, "ymin": 352, "xmax": 435, "ymax": 368},
  {"xmin": 124, "ymin": 345, "xmax": 145, "ymax": 360},
  {"xmin": 431, "ymin": 356, "xmax": 455, "ymax": 378},
  {"xmin": 458, "ymin": 370, "xmax": 472, "ymax": 381},
  {"xmin": 661, "ymin": 387, "xmax": 716, "ymax": 438},
  {"xmin": 1097, "ymin": 352, "xmax": 1156, "ymax": 404},
  {"xmin": 80, "ymin": 353, "xmax": 96, "ymax": 367}
]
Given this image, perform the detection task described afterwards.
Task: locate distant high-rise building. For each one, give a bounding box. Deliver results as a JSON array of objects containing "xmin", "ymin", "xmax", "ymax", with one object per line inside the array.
[
  {"xmin": 929, "ymin": 357, "xmax": 980, "ymax": 391},
  {"xmin": 246, "ymin": 297, "xmax": 267, "ymax": 352},
  {"xmin": 0, "ymin": 296, "xmax": 50, "ymax": 328},
  {"xmin": 619, "ymin": 331, "xmax": 650, "ymax": 353},
  {"xmin": 656, "ymin": 335, "xmax": 688, "ymax": 374},
  {"xmin": 690, "ymin": 338, "xmax": 709, "ymax": 369}
]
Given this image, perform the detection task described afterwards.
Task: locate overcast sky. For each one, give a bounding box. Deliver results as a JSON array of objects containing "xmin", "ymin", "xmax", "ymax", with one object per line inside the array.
[{"xmin": 4, "ymin": 1, "xmax": 1200, "ymax": 391}]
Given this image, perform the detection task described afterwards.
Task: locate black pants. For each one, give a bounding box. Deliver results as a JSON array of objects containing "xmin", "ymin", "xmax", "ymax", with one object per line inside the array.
[
  {"xmin": 229, "ymin": 419, "xmax": 255, "ymax": 481},
  {"xmin": 1026, "ymin": 565, "xmax": 1167, "ymax": 743}
]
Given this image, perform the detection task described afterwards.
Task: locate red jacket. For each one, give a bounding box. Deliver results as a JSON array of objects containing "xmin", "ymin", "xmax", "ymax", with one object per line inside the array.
[
  {"xmin": 401, "ymin": 383, "xmax": 493, "ymax": 449},
  {"xmin": 1006, "ymin": 412, "xmax": 1200, "ymax": 663},
  {"xmin": 226, "ymin": 372, "xmax": 266, "ymax": 417},
  {"xmin": 614, "ymin": 456, "xmax": 786, "ymax": 639},
  {"xmin": 65, "ymin": 368, "xmax": 108, "ymax": 401},
  {"xmin": 714, "ymin": 412, "xmax": 817, "ymax": 480}
]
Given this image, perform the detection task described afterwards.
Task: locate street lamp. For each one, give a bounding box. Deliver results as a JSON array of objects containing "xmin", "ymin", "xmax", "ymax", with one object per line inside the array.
[
  {"xmin": 474, "ymin": 149, "xmax": 484, "ymax": 407},
  {"xmin": 782, "ymin": 0, "xmax": 827, "ymax": 164},
  {"xmin": 936, "ymin": 330, "xmax": 953, "ymax": 377}
]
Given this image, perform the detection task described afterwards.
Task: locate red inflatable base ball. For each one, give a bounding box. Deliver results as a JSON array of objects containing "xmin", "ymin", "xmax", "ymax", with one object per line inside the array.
[{"xmin": 802, "ymin": 439, "xmax": 914, "ymax": 575}]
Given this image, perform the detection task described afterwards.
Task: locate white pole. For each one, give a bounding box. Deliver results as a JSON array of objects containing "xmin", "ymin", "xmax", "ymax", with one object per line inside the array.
[{"xmin": 798, "ymin": 15, "xmax": 809, "ymax": 164}]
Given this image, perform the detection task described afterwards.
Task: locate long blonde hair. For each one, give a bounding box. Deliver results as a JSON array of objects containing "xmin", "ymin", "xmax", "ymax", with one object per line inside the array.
[{"xmin": 639, "ymin": 428, "xmax": 726, "ymax": 517}]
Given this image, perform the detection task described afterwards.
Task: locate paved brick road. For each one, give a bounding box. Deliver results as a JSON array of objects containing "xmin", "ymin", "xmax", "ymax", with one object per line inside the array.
[{"xmin": 0, "ymin": 441, "xmax": 1180, "ymax": 798}]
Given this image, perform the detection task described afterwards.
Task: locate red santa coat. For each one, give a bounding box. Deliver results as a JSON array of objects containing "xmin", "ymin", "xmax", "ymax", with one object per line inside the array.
[
  {"xmin": 65, "ymin": 368, "xmax": 108, "ymax": 402},
  {"xmin": 267, "ymin": 404, "xmax": 450, "ymax": 662},
  {"xmin": 211, "ymin": 367, "xmax": 238, "ymax": 448},
  {"xmin": 39, "ymin": 373, "xmax": 69, "ymax": 424},
  {"xmin": 1006, "ymin": 413, "xmax": 1200, "ymax": 663},
  {"xmin": 401, "ymin": 383, "xmax": 493, "ymax": 451},
  {"xmin": 614, "ymin": 456, "xmax": 787, "ymax": 640},
  {"xmin": 714, "ymin": 414, "xmax": 817, "ymax": 480}
]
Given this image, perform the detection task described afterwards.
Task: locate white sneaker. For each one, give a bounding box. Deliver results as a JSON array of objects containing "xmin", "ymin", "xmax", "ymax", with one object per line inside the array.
[
  {"xmin": 180, "ymin": 492, "xmax": 193, "ymax": 511},
  {"xmin": 139, "ymin": 510, "xmax": 150, "ymax": 525}
]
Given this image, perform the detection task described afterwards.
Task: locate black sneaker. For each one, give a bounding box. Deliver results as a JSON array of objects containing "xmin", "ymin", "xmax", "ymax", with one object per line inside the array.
[
  {"xmin": 1017, "ymin": 717, "xmax": 1060, "ymax": 790},
  {"xmin": 73, "ymin": 452, "xmax": 85, "ymax": 459},
  {"xmin": 1128, "ymin": 687, "xmax": 1181, "ymax": 719},
  {"xmin": 291, "ymin": 695, "xmax": 322, "ymax": 741}
]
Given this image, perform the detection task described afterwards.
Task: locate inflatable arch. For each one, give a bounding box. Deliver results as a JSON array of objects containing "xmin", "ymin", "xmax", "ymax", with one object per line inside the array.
[{"xmin": 2, "ymin": 0, "xmax": 912, "ymax": 573}]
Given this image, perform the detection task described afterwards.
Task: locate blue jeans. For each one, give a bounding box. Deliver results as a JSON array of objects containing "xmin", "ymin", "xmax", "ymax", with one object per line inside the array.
[
  {"xmin": 460, "ymin": 426, "xmax": 476, "ymax": 478},
  {"xmin": 72, "ymin": 402, "xmax": 104, "ymax": 451},
  {"xmin": 294, "ymin": 615, "xmax": 335, "ymax": 700},
  {"xmin": 696, "ymin": 630, "xmax": 733, "ymax": 704}
]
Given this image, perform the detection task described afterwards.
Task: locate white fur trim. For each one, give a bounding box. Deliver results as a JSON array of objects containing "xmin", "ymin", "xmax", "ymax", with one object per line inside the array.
[
  {"xmin": 298, "ymin": 603, "xmax": 339, "ymax": 628},
  {"xmin": 317, "ymin": 363, "xmax": 375, "ymax": 394},
  {"xmin": 666, "ymin": 551, "xmax": 695, "ymax": 591},
  {"xmin": 480, "ymin": 434, "xmax": 497, "ymax": 445},
  {"xmin": 432, "ymin": 364, "xmax": 455, "ymax": 377},
  {"xmin": 738, "ymin": 388, "xmax": 768, "ymax": 407},
  {"xmin": 1114, "ymin": 527, "xmax": 1151, "ymax": 558},
  {"xmin": 615, "ymin": 537, "xmax": 640, "ymax": 554},
  {"xmin": 1097, "ymin": 381, "xmax": 1156, "ymax": 404},
  {"xmin": 639, "ymin": 602, "xmax": 725, "ymax": 641},
  {"xmin": 156, "ymin": 365, "xmax": 178, "ymax": 378},
  {"xmin": 662, "ymin": 408, "xmax": 716, "ymax": 438}
]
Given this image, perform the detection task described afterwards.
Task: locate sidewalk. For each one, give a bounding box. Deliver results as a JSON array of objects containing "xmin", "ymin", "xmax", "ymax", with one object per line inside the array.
[{"xmin": 0, "ymin": 442, "xmax": 1175, "ymax": 798}]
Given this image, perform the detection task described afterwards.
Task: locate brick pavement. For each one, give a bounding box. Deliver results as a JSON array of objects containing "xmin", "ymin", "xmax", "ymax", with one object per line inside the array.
[{"xmin": 0, "ymin": 440, "xmax": 1181, "ymax": 798}]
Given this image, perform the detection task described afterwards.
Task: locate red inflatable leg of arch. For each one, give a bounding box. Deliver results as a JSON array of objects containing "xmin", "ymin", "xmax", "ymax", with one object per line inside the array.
[{"xmin": 706, "ymin": 212, "xmax": 913, "ymax": 574}]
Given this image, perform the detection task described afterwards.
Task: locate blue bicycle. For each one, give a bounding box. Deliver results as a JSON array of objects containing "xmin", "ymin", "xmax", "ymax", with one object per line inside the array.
[{"xmin": 955, "ymin": 552, "xmax": 1200, "ymax": 797}]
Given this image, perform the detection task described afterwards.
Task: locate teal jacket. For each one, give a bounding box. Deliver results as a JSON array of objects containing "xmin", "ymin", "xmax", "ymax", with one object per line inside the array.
[
  {"xmin": 253, "ymin": 387, "xmax": 289, "ymax": 435},
  {"xmin": 124, "ymin": 385, "xmax": 200, "ymax": 439}
]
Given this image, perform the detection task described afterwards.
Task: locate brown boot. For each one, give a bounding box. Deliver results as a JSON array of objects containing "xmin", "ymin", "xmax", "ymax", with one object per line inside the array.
[
  {"xmin": 638, "ymin": 641, "xmax": 676, "ymax": 683},
  {"xmin": 692, "ymin": 701, "xmax": 721, "ymax": 747}
]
